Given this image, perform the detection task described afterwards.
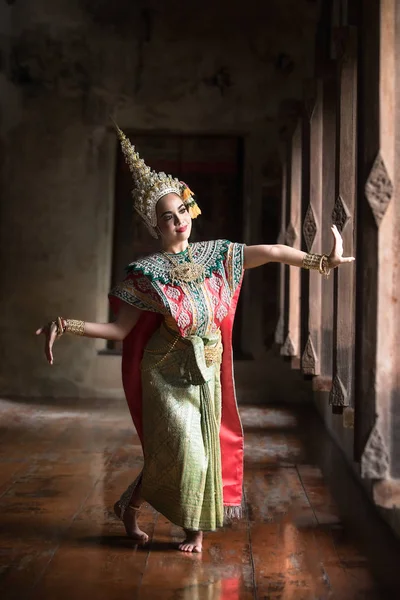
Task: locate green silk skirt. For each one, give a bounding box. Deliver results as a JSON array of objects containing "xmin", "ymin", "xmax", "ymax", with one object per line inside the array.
[{"xmin": 139, "ymin": 325, "xmax": 224, "ymax": 531}]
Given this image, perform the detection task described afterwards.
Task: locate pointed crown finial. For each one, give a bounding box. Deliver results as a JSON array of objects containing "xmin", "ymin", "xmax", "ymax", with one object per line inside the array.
[{"xmin": 111, "ymin": 118, "xmax": 201, "ymax": 237}]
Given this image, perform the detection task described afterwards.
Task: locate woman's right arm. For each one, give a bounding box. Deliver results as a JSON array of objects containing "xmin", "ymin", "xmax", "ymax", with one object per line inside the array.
[
  {"xmin": 83, "ymin": 303, "xmax": 141, "ymax": 341},
  {"xmin": 36, "ymin": 303, "xmax": 140, "ymax": 365}
]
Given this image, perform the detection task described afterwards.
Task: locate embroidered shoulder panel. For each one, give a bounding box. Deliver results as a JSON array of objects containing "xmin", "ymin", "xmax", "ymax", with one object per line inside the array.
[
  {"xmin": 224, "ymin": 242, "xmax": 245, "ymax": 295},
  {"xmin": 126, "ymin": 239, "xmax": 231, "ymax": 284},
  {"xmin": 109, "ymin": 271, "xmax": 167, "ymax": 314}
]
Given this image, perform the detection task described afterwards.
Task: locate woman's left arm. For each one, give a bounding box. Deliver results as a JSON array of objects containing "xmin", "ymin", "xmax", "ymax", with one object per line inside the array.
[{"xmin": 243, "ymin": 225, "xmax": 355, "ymax": 270}]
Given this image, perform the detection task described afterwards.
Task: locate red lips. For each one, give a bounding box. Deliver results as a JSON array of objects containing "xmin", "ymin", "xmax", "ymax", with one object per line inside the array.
[{"xmin": 176, "ymin": 225, "xmax": 188, "ymax": 233}]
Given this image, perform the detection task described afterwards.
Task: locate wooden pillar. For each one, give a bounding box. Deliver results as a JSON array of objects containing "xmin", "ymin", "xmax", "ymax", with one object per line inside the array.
[
  {"xmin": 355, "ymin": 0, "xmax": 398, "ymax": 506},
  {"xmin": 392, "ymin": 1, "xmax": 400, "ymax": 483},
  {"xmin": 280, "ymin": 132, "xmax": 292, "ymax": 357},
  {"xmin": 281, "ymin": 119, "xmax": 302, "ymax": 367},
  {"xmin": 301, "ymin": 79, "xmax": 324, "ymax": 377},
  {"xmin": 329, "ymin": 26, "xmax": 357, "ymax": 424},
  {"xmin": 275, "ymin": 156, "xmax": 287, "ymax": 346},
  {"xmin": 319, "ymin": 64, "xmax": 337, "ymax": 390}
]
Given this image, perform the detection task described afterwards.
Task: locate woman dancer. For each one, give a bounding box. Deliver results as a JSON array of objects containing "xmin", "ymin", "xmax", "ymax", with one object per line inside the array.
[{"xmin": 37, "ymin": 126, "xmax": 354, "ymax": 553}]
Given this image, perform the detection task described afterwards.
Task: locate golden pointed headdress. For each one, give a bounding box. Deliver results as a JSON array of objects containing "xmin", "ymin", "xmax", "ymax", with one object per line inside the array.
[{"xmin": 112, "ymin": 122, "xmax": 201, "ymax": 238}]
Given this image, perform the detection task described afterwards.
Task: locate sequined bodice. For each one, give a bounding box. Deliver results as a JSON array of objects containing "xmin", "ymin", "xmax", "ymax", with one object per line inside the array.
[{"xmin": 110, "ymin": 240, "xmax": 244, "ymax": 338}]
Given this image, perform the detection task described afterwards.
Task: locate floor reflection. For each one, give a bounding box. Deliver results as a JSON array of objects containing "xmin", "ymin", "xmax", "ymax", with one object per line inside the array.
[{"xmin": 0, "ymin": 397, "xmax": 399, "ymax": 599}]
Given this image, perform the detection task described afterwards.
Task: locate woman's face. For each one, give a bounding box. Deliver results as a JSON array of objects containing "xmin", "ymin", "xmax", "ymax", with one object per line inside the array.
[{"xmin": 156, "ymin": 193, "xmax": 192, "ymax": 244}]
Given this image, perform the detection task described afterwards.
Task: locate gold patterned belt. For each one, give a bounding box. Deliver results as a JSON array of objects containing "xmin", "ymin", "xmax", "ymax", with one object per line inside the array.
[
  {"xmin": 143, "ymin": 323, "xmax": 222, "ymax": 370},
  {"xmin": 204, "ymin": 343, "xmax": 223, "ymax": 367}
]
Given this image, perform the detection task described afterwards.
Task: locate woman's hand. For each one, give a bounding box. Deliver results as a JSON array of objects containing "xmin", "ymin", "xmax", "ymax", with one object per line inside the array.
[
  {"xmin": 35, "ymin": 304, "xmax": 141, "ymax": 366},
  {"xmin": 243, "ymin": 224, "xmax": 355, "ymax": 270},
  {"xmin": 327, "ymin": 224, "xmax": 355, "ymax": 268},
  {"xmin": 36, "ymin": 321, "xmax": 59, "ymax": 365}
]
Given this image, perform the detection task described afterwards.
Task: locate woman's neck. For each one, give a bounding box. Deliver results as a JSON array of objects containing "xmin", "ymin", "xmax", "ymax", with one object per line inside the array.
[{"xmin": 161, "ymin": 239, "xmax": 189, "ymax": 254}]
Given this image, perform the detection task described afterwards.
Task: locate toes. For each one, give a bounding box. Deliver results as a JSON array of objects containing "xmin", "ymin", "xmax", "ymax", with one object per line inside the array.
[
  {"xmin": 179, "ymin": 543, "xmax": 191, "ymax": 552},
  {"xmin": 178, "ymin": 542, "xmax": 202, "ymax": 553},
  {"xmin": 132, "ymin": 532, "xmax": 149, "ymax": 543}
]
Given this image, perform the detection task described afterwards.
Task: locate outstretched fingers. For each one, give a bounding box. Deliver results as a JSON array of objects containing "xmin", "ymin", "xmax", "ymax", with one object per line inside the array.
[
  {"xmin": 36, "ymin": 323, "xmax": 57, "ymax": 365},
  {"xmin": 328, "ymin": 224, "xmax": 357, "ymax": 268},
  {"xmin": 330, "ymin": 225, "xmax": 343, "ymax": 255},
  {"xmin": 47, "ymin": 327, "xmax": 58, "ymax": 365}
]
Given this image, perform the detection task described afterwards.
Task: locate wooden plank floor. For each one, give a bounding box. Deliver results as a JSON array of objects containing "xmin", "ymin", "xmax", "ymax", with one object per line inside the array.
[{"xmin": 0, "ymin": 396, "xmax": 399, "ymax": 599}]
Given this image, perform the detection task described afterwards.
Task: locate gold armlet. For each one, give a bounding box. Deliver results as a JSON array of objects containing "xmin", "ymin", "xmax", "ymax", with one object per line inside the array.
[
  {"xmin": 302, "ymin": 253, "xmax": 331, "ymax": 279},
  {"xmin": 64, "ymin": 319, "xmax": 85, "ymax": 336}
]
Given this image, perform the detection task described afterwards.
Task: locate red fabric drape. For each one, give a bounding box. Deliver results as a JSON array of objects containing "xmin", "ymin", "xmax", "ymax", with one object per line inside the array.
[
  {"xmin": 120, "ymin": 311, "xmax": 162, "ymax": 444},
  {"xmin": 219, "ymin": 285, "xmax": 243, "ymax": 507},
  {"xmin": 110, "ymin": 285, "xmax": 244, "ymax": 507}
]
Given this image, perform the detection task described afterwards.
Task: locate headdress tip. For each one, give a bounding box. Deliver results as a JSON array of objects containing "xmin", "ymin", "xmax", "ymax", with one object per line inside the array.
[{"xmin": 109, "ymin": 115, "xmax": 124, "ymax": 138}]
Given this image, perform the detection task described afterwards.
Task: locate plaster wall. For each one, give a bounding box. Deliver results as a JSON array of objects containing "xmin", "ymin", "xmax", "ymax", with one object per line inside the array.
[{"xmin": 0, "ymin": 0, "xmax": 318, "ymax": 398}]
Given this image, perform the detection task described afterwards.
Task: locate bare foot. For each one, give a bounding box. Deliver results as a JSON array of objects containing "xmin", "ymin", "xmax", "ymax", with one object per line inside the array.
[
  {"xmin": 113, "ymin": 502, "xmax": 149, "ymax": 544},
  {"xmin": 179, "ymin": 529, "xmax": 203, "ymax": 553}
]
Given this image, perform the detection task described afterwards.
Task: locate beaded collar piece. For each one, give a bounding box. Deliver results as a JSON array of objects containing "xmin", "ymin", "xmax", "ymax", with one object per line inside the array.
[
  {"xmin": 162, "ymin": 245, "xmax": 206, "ymax": 285},
  {"xmin": 126, "ymin": 240, "xmax": 230, "ymax": 285}
]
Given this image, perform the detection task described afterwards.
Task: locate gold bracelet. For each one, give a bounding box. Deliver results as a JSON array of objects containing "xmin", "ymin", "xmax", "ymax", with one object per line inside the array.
[
  {"xmin": 302, "ymin": 253, "xmax": 331, "ymax": 278},
  {"xmin": 49, "ymin": 318, "xmax": 65, "ymax": 338},
  {"xmin": 302, "ymin": 253, "xmax": 321, "ymax": 270},
  {"xmin": 64, "ymin": 319, "xmax": 85, "ymax": 336},
  {"xmin": 56, "ymin": 317, "xmax": 65, "ymax": 338},
  {"xmin": 319, "ymin": 255, "xmax": 331, "ymax": 279}
]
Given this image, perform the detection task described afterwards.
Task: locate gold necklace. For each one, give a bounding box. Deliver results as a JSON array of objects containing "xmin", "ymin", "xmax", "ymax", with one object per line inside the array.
[{"xmin": 162, "ymin": 244, "xmax": 205, "ymax": 285}]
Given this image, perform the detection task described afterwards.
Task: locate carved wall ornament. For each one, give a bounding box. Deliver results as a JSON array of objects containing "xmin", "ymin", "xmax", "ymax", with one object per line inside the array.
[
  {"xmin": 303, "ymin": 203, "xmax": 317, "ymax": 252},
  {"xmin": 361, "ymin": 423, "xmax": 390, "ymax": 479},
  {"xmin": 280, "ymin": 334, "xmax": 296, "ymax": 357},
  {"xmin": 301, "ymin": 335, "xmax": 318, "ymax": 375},
  {"xmin": 365, "ymin": 153, "xmax": 393, "ymax": 227},
  {"xmin": 329, "ymin": 374, "xmax": 348, "ymax": 407},
  {"xmin": 275, "ymin": 315, "xmax": 284, "ymax": 345},
  {"xmin": 332, "ymin": 195, "xmax": 351, "ymax": 233},
  {"xmin": 285, "ymin": 223, "xmax": 297, "ymax": 247}
]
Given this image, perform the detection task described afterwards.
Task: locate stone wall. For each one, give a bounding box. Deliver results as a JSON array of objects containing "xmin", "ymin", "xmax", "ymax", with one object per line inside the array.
[{"xmin": 0, "ymin": 0, "xmax": 318, "ymax": 397}]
